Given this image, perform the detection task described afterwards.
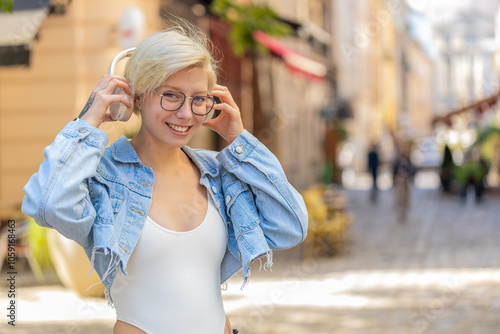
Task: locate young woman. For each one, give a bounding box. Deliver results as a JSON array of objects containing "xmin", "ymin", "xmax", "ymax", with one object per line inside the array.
[{"xmin": 22, "ymin": 23, "xmax": 307, "ymax": 334}]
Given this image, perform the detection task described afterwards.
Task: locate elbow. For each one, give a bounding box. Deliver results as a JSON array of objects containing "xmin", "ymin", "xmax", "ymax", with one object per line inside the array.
[
  {"xmin": 277, "ymin": 194, "xmax": 309, "ymax": 249},
  {"xmin": 294, "ymin": 204, "xmax": 309, "ymax": 245},
  {"xmin": 289, "ymin": 191, "xmax": 309, "ymax": 243},
  {"xmin": 272, "ymin": 205, "xmax": 309, "ymax": 250},
  {"xmin": 22, "ymin": 187, "xmax": 52, "ymax": 229},
  {"xmin": 40, "ymin": 197, "xmax": 93, "ymax": 248}
]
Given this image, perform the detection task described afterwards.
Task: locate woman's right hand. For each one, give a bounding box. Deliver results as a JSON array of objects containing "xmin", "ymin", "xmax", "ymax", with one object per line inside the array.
[{"xmin": 78, "ymin": 74, "xmax": 132, "ymax": 128}]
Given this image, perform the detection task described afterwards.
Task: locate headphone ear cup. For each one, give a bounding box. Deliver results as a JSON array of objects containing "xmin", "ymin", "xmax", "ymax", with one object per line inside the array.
[
  {"xmin": 107, "ymin": 48, "xmax": 135, "ymax": 122},
  {"xmin": 203, "ymin": 96, "xmax": 222, "ymax": 123},
  {"xmin": 203, "ymin": 109, "xmax": 214, "ymax": 123},
  {"xmin": 109, "ymin": 87, "xmax": 133, "ymax": 121}
]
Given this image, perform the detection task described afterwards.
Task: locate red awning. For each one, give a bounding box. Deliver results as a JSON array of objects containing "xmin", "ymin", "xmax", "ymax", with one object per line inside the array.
[{"xmin": 253, "ymin": 30, "xmax": 327, "ymax": 81}]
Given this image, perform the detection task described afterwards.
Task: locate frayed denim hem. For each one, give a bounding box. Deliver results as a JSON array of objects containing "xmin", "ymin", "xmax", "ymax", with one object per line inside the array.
[
  {"xmin": 241, "ymin": 250, "xmax": 273, "ymax": 289},
  {"xmin": 85, "ymin": 247, "xmax": 120, "ymax": 307}
]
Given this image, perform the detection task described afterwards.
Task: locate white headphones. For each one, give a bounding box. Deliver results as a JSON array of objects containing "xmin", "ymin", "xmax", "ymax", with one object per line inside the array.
[{"xmin": 107, "ymin": 47, "xmax": 135, "ymax": 121}]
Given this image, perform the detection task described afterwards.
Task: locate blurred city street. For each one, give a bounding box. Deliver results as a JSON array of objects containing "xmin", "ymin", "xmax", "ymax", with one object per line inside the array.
[{"xmin": 2, "ymin": 171, "xmax": 499, "ymax": 334}]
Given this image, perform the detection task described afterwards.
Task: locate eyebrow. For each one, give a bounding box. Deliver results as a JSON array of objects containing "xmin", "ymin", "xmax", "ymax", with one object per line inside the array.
[{"xmin": 161, "ymin": 85, "xmax": 209, "ymax": 96}]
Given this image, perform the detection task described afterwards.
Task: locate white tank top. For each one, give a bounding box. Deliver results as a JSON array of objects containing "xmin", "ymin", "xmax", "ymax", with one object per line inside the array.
[{"xmin": 110, "ymin": 193, "xmax": 227, "ymax": 334}]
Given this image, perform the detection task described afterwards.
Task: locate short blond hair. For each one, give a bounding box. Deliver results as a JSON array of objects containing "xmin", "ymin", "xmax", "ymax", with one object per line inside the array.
[{"xmin": 124, "ymin": 24, "xmax": 218, "ymax": 114}]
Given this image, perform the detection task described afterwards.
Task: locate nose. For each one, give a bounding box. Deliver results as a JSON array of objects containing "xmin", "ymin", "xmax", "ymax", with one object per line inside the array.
[{"xmin": 175, "ymin": 99, "xmax": 192, "ymax": 120}]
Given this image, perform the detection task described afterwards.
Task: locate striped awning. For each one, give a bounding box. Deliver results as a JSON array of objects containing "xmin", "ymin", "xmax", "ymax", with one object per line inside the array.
[{"xmin": 253, "ymin": 30, "xmax": 328, "ymax": 80}]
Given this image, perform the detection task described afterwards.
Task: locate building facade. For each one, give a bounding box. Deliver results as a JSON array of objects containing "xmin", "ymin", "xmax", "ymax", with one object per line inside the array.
[
  {"xmin": 0, "ymin": 0, "xmax": 159, "ymax": 219},
  {"xmin": 331, "ymin": 0, "xmax": 436, "ymax": 174},
  {"xmin": 331, "ymin": 0, "xmax": 402, "ymax": 172}
]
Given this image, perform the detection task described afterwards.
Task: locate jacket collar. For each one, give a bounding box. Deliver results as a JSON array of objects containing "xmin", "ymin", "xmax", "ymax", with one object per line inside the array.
[
  {"xmin": 182, "ymin": 146, "xmax": 219, "ymax": 178},
  {"xmin": 111, "ymin": 136, "xmax": 144, "ymax": 164},
  {"xmin": 110, "ymin": 136, "xmax": 219, "ymax": 177}
]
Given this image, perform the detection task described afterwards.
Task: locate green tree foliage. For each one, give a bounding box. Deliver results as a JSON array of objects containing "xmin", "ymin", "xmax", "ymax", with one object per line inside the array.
[
  {"xmin": 211, "ymin": 0, "xmax": 291, "ymax": 56},
  {"xmin": 475, "ymin": 124, "xmax": 500, "ymax": 146},
  {"xmin": 0, "ymin": 0, "xmax": 14, "ymax": 12},
  {"xmin": 210, "ymin": 0, "xmax": 292, "ymax": 140}
]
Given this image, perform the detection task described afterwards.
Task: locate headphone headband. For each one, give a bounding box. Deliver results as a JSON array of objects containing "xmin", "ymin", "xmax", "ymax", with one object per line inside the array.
[{"xmin": 107, "ymin": 47, "xmax": 136, "ymax": 75}]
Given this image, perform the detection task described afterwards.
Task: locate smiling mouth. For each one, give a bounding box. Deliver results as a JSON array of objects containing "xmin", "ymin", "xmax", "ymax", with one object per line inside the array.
[{"xmin": 166, "ymin": 123, "xmax": 190, "ymax": 133}]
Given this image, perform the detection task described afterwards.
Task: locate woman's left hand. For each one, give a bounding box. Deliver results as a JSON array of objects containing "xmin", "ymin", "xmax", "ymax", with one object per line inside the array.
[{"xmin": 203, "ymin": 84, "xmax": 244, "ymax": 143}]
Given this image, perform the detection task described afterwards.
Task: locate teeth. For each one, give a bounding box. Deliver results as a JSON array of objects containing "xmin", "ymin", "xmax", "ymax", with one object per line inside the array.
[{"xmin": 167, "ymin": 123, "xmax": 189, "ymax": 132}]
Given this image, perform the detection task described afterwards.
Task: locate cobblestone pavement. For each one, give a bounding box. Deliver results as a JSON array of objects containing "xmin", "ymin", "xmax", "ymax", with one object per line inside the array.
[
  {"xmin": 223, "ymin": 184, "xmax": 500, "ymax": 334},
  {"xmin": 1, "ymin": 175, "xmax": 499, "ymax": 334}
]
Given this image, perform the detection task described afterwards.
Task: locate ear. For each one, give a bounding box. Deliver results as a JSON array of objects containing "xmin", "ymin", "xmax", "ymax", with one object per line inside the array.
[{"xmin": 134, "ymin": 94, "xmax": 142, "ymax": 110}]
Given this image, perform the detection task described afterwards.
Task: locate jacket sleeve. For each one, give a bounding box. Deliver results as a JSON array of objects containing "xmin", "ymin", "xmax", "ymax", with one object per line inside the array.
[
  {"xmin": 22, "ymin": 120, "xmax": 109, "ymax": 248},
  {"xmin": 216, "ymin": 130, "xmax": 308, "ymax": 250}
]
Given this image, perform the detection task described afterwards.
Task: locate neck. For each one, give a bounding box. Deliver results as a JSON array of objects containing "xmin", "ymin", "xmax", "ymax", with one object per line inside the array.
[{"xmin": 130, "ymin": 132, "xmax": 189, "ymax": 174}]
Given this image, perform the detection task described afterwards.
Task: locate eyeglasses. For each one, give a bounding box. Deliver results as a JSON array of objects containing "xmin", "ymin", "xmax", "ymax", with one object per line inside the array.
[{"xmin": 152, "ymin": 89, "xmax": 215, "ymax": 116}]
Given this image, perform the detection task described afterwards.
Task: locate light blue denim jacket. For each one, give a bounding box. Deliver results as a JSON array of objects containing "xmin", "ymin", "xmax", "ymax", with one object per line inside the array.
[{"xmin": 22, "ymin": 120, "xmax": 308, "ymax": 300}]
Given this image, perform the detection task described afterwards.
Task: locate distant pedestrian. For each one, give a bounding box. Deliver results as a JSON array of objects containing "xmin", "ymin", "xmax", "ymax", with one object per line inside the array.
[
  {"xmin": 393, "ymin": 144, "xmax": 416, "ymax": 222},
  {"xmin": 459, "ymin": 148, "xmax": 489, "ymax": 204},
  {"xmin": 440, "ymin": 144, "xmax": 454, "ymax": 193},
  {"xmin": 368, "ymin": 143, "xmax": 380, "ymax": 202}
]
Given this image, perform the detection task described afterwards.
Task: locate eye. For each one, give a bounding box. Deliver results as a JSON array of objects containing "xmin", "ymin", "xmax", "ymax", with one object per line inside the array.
[
  {"xmin": 163, "ymin": 91, "xmax": 183, "ymax": 101},
  {"xmin": 192, "ymin": 95, "xmax": 208, "ymax": 106},
  {"xmin": 193, "ymin": 95, "xmax": 206, "ymax": 102}
]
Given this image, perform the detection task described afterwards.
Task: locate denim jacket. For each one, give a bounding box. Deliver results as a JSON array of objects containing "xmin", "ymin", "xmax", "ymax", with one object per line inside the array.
[{"xmin": 22, "ymin": 120, "xmax": 308, "ymax": 300}]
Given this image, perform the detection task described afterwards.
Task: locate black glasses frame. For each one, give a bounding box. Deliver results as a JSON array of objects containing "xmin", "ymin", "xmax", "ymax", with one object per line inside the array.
[{"xmin": 152, "ymin": 89, "xmax": 215, "ymax": 116}]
